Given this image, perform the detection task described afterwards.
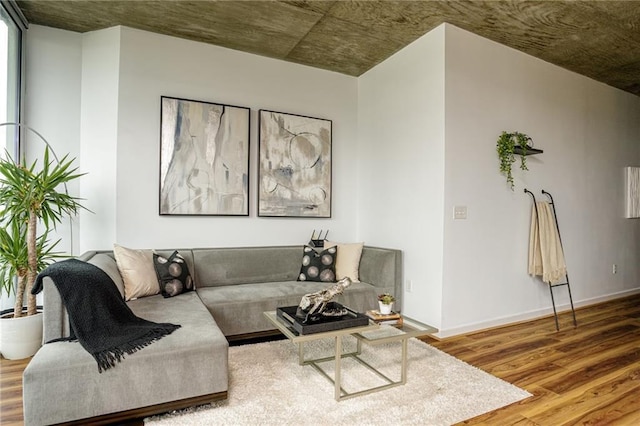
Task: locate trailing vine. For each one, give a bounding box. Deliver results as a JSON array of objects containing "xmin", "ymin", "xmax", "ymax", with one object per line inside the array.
[{"xmin": 496, "ymin": 131, "xmax": 533, "ymax": 190}]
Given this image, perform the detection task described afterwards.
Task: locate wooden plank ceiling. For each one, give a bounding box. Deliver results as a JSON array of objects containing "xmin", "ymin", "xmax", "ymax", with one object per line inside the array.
[{"xmin": 16, "ymin": 0, "xmax": 640, "ymax": 96}]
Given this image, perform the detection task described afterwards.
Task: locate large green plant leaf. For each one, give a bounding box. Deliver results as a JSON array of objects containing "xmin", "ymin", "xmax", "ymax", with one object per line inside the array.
[
  {"xmin": 0, "ymin": 147, "xmax": 87, "ymax": 315},
  {"xmin": 0, "ymin": 220, "xmax": 28, "ymax": 295}
]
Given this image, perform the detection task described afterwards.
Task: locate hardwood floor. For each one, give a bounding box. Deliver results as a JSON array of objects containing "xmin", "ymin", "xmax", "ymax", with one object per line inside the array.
[
  {"xmin": 421, "ymin": 293, "xmax": 640, "ymax": 425},
  {"xmin": 1, "ymin": 294, "xmax": 639, "ymax": 425},
  {"xmin": 0, "ymin": 356, "xmax": 25, "ymax": 425}
]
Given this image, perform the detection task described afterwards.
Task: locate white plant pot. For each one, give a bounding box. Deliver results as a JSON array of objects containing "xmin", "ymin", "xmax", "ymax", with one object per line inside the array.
[
  {"xmin": 379, "ymin": 301, "xmax": 393, "ymax": 315},
  {"xmin": 0, "ymin": 311, "xmax": 43, "ymax": 360}
]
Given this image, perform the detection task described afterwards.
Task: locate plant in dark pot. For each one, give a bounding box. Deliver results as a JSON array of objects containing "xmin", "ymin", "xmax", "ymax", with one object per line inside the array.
[
  {"xmin": 0, "ymin": 146, "xmax": 86, "ymax": 359},
  {"xmin": 496, "ymin": 131, "xmax": 533, "ymax": 190}
]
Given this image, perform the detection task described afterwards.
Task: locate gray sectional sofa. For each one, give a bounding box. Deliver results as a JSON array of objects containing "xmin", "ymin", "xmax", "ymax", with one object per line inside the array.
[{"xmin": 22, "ymin": 245, "xmax": 402, "ymax": 425}]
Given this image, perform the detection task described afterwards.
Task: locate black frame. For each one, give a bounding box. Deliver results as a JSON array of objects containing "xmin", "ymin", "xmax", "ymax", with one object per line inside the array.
[
  {"xmin": 258, "ymin": 109, "xmax": 332, "ymax": 218},
  {"xmin": 159, "ymin": 96, "xmax": 250, "ymax": 216}
]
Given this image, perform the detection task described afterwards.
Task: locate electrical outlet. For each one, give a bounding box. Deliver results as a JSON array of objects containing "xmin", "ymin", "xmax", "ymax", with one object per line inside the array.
[
  {"xmin": 612, "ymin": 264, "xmax": 617, "ymax": 274},
  {"xmin": 453, "ymin": 205, "xmax": 467, "ymax": 220},
  {"xmin": 406, "ymin": 279, "xmax": 413, "ymax": 292}
]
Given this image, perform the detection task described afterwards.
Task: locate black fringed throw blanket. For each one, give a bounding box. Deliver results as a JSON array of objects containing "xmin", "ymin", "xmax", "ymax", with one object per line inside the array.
[{"xmin": 32, "ymin": 259, "xmax": 180, "ymax": 373}]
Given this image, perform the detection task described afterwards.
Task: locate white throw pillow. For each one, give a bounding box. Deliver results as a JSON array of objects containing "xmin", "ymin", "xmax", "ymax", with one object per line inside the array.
[
  {"xmin": 323, "ymin": 241, "xmax": 364, "ymax": 282},
  {"xmin": 113, "ymin": 244, "xmax": 160, "ymax": 301}
]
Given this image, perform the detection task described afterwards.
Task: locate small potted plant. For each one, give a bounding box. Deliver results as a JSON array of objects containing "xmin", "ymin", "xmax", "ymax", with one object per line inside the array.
[{"xmin": 377, "ymin": 293, "xmax": 395, "ymax": 315}]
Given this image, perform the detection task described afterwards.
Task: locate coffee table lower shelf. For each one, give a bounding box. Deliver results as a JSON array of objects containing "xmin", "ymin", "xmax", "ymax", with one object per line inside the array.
[
  {"xmin": 263, "ymin": 310, "xmax": 438, "ymax": 401},
  {"xmin": 300, "ymin": 335, "xmax": 410, "ymax": 401}
]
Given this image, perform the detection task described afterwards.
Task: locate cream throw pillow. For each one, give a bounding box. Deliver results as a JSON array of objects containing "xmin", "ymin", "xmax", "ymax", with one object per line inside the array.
[
  {"xmin": 323, "ymin": 241, "xmax": 364, "ymax": 282},
  {"xmin": 113, "ymin": 244, "xmax": 160, "ymax": 301}
]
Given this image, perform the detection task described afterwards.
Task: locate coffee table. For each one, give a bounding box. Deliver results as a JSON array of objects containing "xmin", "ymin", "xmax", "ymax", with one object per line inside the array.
[{"xmin": 263, "ymin": 310, "xmax": 438, "ymax": 401}]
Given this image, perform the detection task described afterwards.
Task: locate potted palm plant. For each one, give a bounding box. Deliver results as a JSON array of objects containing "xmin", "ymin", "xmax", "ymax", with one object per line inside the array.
[{"xmin": 0, "ymin": 147, "xmax": 86, "ymax": 359}]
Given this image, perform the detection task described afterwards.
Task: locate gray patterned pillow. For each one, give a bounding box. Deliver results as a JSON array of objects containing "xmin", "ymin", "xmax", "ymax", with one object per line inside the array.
[
  {"xmin": 153, "ymin": 251, "xmax": 194, "ymax": 298},
  {"xmin": 297, "ymin": 245, "xmax": 337, "ymax": 282}
]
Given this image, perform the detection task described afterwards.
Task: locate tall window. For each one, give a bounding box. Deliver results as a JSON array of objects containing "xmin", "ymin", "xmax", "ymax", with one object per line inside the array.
[
  {"xmin": 0, "ymin": 2, "xmax": 23, "ymax": 310},
  {"xmin": 0, "ymin": 1, "xmax": 24, "ymax": 157}
]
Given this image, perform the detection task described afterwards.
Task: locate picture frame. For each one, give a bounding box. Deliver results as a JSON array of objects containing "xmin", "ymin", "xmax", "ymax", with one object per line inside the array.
[
  {"xmin": 625, "ymin": 166, "xmax": 640, "ymax": 218},
  {"xmin": 258, "ymin": 109, "xmax": 332, "ymax": 218},
  {"xmin": 159, "ymin": 96, "xmax": 250, "ymax": 216}
]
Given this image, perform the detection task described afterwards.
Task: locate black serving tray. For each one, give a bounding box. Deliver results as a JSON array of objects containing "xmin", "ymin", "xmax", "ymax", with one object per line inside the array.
[{"xmin": 276, "ymin": 302, "xmax": 370, "ymax": 335}]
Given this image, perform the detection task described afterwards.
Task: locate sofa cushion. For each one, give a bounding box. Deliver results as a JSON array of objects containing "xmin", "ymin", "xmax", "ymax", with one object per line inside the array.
[
  {"xmin": 324, "ymin": 241, "xmax": 364, "ymax": 282},
  {"xmin": 192, "ymin": 246, "xmax": 301, "ymax": 287},
  {"xmin": 197, "ymin": 280, "xmax": 378, "ymax": 336},
  {"xmin": 153, "ymin": 251, "xmax": 194, "ymax": 298},
  {"xmin": 113, "ymin": 244, "xmax": 160, "ymax": 301},
  {"xmin": 297, "ymin": 245, "xmax": 336, "ymax": 282},
  {"xmin": 23, "ymin": 292, "xmax": 228, "ymax": 425}
]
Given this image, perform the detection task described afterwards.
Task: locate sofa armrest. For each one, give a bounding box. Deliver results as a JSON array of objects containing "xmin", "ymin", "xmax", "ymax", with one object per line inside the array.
[
  {"xmin": 42, "ymin": 276, "xmax": 71, "ymax": 342},
  {"xmin": 359, "ymin": 246, "xmax": 403, "ymax": 310},
  {"xmin": 42, "ymin": 251, "xmax": 118, "ymax": 342}
]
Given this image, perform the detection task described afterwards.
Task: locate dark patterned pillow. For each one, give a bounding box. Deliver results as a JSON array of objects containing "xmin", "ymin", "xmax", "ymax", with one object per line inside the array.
[
  {"xmin": 153, "ymin": 251, "xmax": 194, "ymax": 298},
  {"xmin": 297, "ymin": 245, "xmax": 337, "ymax": 282}
]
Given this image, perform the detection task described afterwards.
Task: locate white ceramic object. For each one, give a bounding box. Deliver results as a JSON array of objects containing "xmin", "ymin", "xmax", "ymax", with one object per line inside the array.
[
  {"xmin": 0, "ymin": 311, "xmax": 43, "ymax": 359},
  {"xmin": 379, "ymin": 301, "xmax": 393, "ymax": 315}
]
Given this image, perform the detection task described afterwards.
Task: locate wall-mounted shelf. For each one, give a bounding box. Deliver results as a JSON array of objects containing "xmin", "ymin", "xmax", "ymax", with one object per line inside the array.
[{"xmin": 513, "ymin": 146, "xmax": 543, "ymax": 156}]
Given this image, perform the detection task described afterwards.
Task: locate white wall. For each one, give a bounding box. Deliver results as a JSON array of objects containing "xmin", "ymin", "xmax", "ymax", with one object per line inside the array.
[
  {"xmin": 357, "ymin": 23, "xmax": 640, "ymax": 336},
  {"xmin": 25, "ymin": 23, "xmax": 640, "ymax": 336},
  {"xmin": 24, "ymin": 26, "xmax": 82, "ymax": 256},
  {"xmin": 112, "ymin": 27, "xmax": 358, "ymax": 248},
  {"xmin": 441, "ymin": 24, "xmax": 640, "ymax": 336},
  {"xmin": 358, "ymin": 26, "xmax": 446, "ymax": 328},
  {"xmin": 26, "ymin": 24, "xmax": 358, "ymax": 250},
  {"xmin": 78, "ymin": 27, "xmax": 121, "ymax": 253}
]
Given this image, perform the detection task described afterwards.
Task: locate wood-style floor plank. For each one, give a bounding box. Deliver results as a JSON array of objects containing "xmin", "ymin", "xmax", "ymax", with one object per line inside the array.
[
  {"xmin": 2, "ymin": 293, "xmax": 640, "ymax": 425},
  {"xmin": 0, "ymin": 357, "xmax": 30, "ymax": 425},
  {"xmin": 422, "ymin": 294, "xmax": 640, "ymax": 425},
  {"xmin": 524, "ymin": 366, "xmax": 640, "ymax": 425}
]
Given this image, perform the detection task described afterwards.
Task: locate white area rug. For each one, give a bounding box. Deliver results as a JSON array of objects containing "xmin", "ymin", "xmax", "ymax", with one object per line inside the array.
[{"xmin": 146, "ymin": 337, "xmax": 531, "ymax": 425}]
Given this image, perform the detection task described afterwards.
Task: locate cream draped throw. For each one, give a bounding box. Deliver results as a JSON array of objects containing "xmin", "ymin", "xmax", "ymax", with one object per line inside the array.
[{"xmin": 528, "ymin": 201, "xmax": 567, "ymax": 284}]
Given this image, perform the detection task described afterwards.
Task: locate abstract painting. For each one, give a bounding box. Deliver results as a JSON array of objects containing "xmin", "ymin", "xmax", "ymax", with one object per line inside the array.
[
  {"xmin": 160, "ymin": 96, "xmax": 250, "ymax": 216},
  {"xmin": 258, "ymin": 110, "xmax": 332, "ymax": 217},
  {"xmin": 625, "ymin": 166, "xmax": 640, "ymax": 218}
]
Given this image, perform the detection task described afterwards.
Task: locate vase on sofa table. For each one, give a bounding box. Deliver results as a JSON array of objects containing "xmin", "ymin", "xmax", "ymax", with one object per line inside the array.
[{"xmin": 379, "ymin": 301, "xmax": 393, "ymax": 315}]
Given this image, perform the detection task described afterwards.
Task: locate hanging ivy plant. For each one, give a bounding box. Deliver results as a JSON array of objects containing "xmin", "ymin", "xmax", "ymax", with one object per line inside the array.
[{"xmin": 496, "ymin": 131, "xmax": 533, "ymax": 190}]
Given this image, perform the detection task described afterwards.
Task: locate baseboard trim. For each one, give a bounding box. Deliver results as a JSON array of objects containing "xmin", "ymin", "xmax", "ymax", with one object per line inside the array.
[
  {"xmin": 53, "ymin": 391, "xmax": 227, "ymax": 425},
  {"xmin": 434, "ymin": 288, "xmax": 640, "ymax": 339}
]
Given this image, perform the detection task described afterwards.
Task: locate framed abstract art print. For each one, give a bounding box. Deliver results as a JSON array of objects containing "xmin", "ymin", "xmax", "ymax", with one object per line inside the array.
[
  {"xmin": 160, "ymin": 96, "xmax": 250, "ymax": 216},
  {"xmin": 258, "ymin": 109, "xmax": 332, "ymax": 218}
]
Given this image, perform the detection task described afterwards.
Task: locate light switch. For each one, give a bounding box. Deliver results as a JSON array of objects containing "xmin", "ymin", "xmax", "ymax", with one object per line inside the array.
[{"xmin": 453, "ymin": 205, "xmax": 467, "ymax": 220}]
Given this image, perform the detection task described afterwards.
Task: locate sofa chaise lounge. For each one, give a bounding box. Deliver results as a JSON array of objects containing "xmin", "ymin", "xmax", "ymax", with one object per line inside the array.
[{"xmin": 22, "ymin": 245, "xmax": 402, "ymax": 425}]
